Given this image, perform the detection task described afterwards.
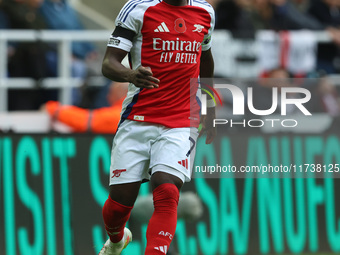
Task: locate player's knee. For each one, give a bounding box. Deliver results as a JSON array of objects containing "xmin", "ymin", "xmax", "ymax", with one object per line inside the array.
[
  {"xmin": 102, "ymin": 196, "xmax": 133, "ymax": 223},
  {"xmin": 151, "ymin": 171, "xmax": 184, "ymax": 191},
  {"xmin": 153, "ymin": 183, "xmax": 179, "ymax": 207}
]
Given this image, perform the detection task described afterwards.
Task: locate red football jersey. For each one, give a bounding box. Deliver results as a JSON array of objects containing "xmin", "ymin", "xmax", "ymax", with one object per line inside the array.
[{"xmin": 108, "ymin": 0, "xmax": 215, "ymax": 128}]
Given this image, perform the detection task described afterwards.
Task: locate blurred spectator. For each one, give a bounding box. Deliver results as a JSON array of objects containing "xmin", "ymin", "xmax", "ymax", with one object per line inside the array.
[
  {"xmin": 2, "ymin": 0, "xmax": 100, "ymax": 110},
  {"xmin": 251, "ymin": 67, "xmax": 303, "ymax": 114},
  {"xmin": 215, "ymin": 0, "xmax": 322, "ymax": 37},
  {"xmin": 40, "ymin": 0, "xmax": 96, "ymax": 60},
  {"xmin": 0, "ymin": 0, "xmax": 10, "ymax": 70},
  {"xmin": 39, "ymin": 0, "xmax": 98, "ymax": 79},
  {"xmin": 291, "ymin": 0, "xmax": 311, "ymax": 12},
  {"xmin": 251, "ymin": 67, "xmax": 340, "ymax": 116},
  {"xmin": 0, "ymin": 0, "xmax": 10, "ymax": 28},
  {"xmin": 43, "ymin": 82, "xmax": 128, "ymax": 133},
  {"xmin": 249, "ymin": 0, "xmax": 275, "ymax": 30},
  {"xmin": 2, "ymin": 0, "xmax": 60, "ymax": 110},
  {"xmin": 309, "ymin": 0, "xmax": 340, "ymax": 27},
  {"xmin": 76, "ymin": 78, "xmax": 113, "ymax": 109},
  {"xmin": 309, "ymin": 0, "xmax": 340, "ymax": 73},
  {"xmin": 38, "ymin": 0, "xmax": 100, "ymax": 105},
  {"xmin": 250, "ymin": 0, "xmax": 323, "ymax": 30},
  {"xmin": 314, "ymin": 77, "xmax": 340, "ymax": 115},
  {"xmin": 2, "ymin": 0, "xmax": 51, "ymax": 79},
  {"xmin": 215, "ymin": 0, "xmax": 256, "ymax": 37},
  {"xmin": 269, "ymin": 0, "xmax": 323, "ymax": 30}
]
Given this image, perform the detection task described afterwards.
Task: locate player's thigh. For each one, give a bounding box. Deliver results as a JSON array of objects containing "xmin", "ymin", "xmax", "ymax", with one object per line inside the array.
[
  {"xmin": 110, "ymin": 120, "xmax": 153, "ymax": 185},
  {"xmin": 150, "ymin": 127, "xmax": 199, "ymax": 183}
]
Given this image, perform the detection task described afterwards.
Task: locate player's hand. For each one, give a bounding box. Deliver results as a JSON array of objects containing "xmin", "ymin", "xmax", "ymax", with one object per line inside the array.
[
  {"xmin": 128, "ymin": 66, "xmax": 160, "ymax": 89},
  {"xmin": 198, "ymin": 108, "xmax": 216, "ymax": 144}
]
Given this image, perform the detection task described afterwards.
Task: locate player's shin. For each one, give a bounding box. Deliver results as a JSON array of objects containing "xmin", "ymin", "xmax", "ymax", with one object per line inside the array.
[
  {"xmin": 102, "ymin": 195, "xmax": 133, "ymax": 243},
  {"xmin": 145, "ymin": 183, "xmax": 179, "ymax": 254}
]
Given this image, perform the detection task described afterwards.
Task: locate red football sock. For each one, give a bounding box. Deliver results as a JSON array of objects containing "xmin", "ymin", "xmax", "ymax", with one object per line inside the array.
[
  {"xmin": 102, "ymin": 195, "xmax": 133, "ymax": 243},
  {"xmin": 145, "ymin": 183, "xmax": 180, "ymax": 254}
]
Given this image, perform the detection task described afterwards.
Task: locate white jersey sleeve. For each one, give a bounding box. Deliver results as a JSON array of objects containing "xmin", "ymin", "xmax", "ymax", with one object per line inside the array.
[
  {"xmin": 107, "ymin": 0, "xmax": 159, "ymax": 52},
  {"xmin": 192, "ymin": 0, "xmax": 215, "ymax": 51},
  {"xmin": 201, "ymin": 4, "xmax": 215, "ymax": 51},
  {"xmin": 115, "ymin": 0, "xmax": 147, "ymax": 34}
]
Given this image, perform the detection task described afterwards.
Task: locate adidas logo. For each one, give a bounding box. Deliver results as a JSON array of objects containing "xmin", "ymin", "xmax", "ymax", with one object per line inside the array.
[
  {"xmin": 154, "ymin": 22, "xmax": 170, "ymax": 32},
  {"xmin": 178, "ymin": 159, "xmax": 188, "ymax": 170},
  {"xmin": 154, "ymin": 245, "xmax": 168, "ymax": 254}
]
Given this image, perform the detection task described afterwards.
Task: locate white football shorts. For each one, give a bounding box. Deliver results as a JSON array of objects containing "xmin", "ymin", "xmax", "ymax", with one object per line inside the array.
[{"xmin": 109, "ymin": 120, "xmax": 198, "ymax": 185}]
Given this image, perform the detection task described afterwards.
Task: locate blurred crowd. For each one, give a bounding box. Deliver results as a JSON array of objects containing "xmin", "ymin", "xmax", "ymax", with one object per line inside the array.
[
  {"xmin": 212, "ymin": 0, "xmax": 340, "ymax": 126},
  {"xmin": 214, "ymin": 0, "xmax": 337, "ymax": 32},
  {"xmin": 1, "ymin": 0, "xmax": 340, "ymax": 133},
  {"xmin": 213, "ymin": 0, "xmax": 340, "ymax": 73},
  {"xmin": 0, "ymin": 0, "xmax": 101, "ymax": 110}
]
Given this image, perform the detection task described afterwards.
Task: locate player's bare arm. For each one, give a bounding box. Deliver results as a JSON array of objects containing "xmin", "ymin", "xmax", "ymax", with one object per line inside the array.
[
  {"xmin": 102, "ymin": 41, "xmax": 160, "ymax": 89},
  {"xmin": 199, "ymin": 48, "xmax": 216, "ymax": 144}
]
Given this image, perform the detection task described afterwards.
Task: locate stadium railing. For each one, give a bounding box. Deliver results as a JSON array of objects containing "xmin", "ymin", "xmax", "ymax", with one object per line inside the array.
[{"xmin": 0, "ymin": 30, "xmax": 109, "ymax": 112}]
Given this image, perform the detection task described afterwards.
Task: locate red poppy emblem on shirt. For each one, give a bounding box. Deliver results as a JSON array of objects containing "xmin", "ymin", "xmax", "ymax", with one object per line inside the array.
[{"xmin": 174, "ymin": 18, "xmax": 186, "ymax": 33}]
